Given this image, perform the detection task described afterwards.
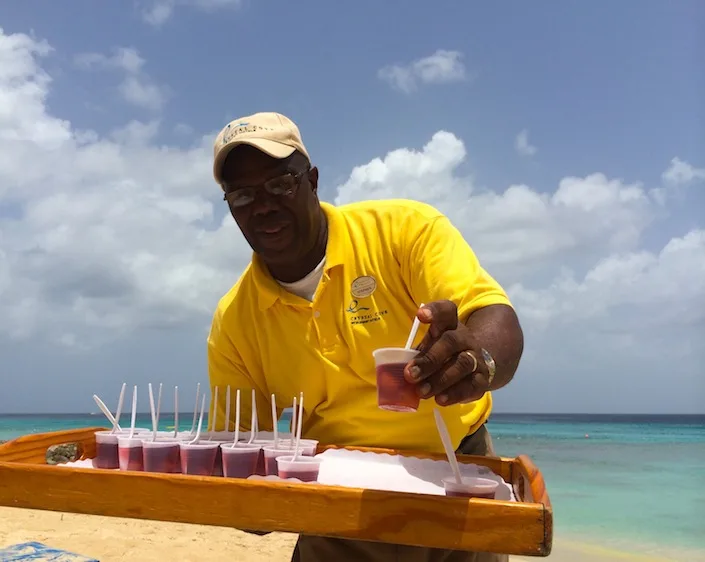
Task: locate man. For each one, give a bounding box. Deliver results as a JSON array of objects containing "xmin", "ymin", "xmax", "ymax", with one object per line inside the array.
[{"xmin": 208, "ymin": 112, "xmax": 524, "ymax": 562}]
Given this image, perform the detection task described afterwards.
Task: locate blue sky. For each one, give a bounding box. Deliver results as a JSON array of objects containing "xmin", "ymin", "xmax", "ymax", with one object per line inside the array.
[{"xmin": 0, "ymin": 1, "xmax": 703, "ymax": 414}]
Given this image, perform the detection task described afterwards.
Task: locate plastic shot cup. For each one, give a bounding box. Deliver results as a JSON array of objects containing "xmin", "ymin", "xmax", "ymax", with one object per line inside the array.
[
  {"xmin": 235, "ymin": 442, "xmax": 266, "ymax": 475},
  {"xmin": 117, "ymin": 436, "xmax": 144, "ymax": 472},
  {"xmin": 296, "ymin": 439, "xmax": 319, "ymax": 456},
  {"xmin": 442, "ymin": 476, "xmax": 499, "ymax": 499},
  {"xmin": 93, "ymin": 431, "xmax": 120, "ymax": 469},
  {"xmin": 179, "ymin": 442, "xmax": 220, "ymax": 476},
  {"xmin": 275, "ymin": 456, "xmax": 323, "ymax": 482},
  {"xmin": 372, "ymin": 347, "xmax": 420, "ymax": 412},
  {"xmin": 221, "ymin": 444, "xmax": 261, "ymax": 479},
  {"xmin": 142, "ymin": 439, "xmax": 181, "ymax": 473},
  {"xmin": 262, "ymin": 446, "xmax": 295, "ymax": 476}
]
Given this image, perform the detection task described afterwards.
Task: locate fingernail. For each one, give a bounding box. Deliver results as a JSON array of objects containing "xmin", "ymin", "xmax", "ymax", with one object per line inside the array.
[
  {"xmin": 437, "ymin": 394, "xmax": 448, "ymax": 405},
  {"xmin": 409, "ymin": 366, "xmax": 421, "ymax": 380},
  {"xmin": 419, "ymin": 383, "xmax": 431, "ymax": 396},
  {"xmin": 420, "ymin": 307, "xmax": 432, "ymax": 321}
]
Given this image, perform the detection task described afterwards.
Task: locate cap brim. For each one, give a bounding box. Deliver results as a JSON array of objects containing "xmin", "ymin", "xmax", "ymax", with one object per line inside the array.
[{"xmin": 213, "ymin": 139, "xmax": 297, "ymax": 184}]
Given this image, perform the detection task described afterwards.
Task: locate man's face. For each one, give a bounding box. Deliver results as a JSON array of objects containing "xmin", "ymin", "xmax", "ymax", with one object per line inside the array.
[{"xmin": 221, "ymin": 145, "xmax": 321, "ymax": 264}]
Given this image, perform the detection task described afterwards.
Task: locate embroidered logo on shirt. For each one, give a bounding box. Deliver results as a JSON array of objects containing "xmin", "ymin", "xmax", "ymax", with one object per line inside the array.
[{"xmin": 350, "ymin": 275, "xmax": 377, "ymax": 299}]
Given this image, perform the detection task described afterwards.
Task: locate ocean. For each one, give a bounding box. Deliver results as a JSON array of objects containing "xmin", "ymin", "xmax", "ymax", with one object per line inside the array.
[{"xmin": 1, "ymin": 413, "xmax": 703, "ymax": 560}]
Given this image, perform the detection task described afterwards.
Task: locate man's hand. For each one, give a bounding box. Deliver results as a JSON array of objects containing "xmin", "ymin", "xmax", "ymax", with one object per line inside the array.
[{"xmin": 403, "ymin": 300, "xmax": 491, "ymax": 407}]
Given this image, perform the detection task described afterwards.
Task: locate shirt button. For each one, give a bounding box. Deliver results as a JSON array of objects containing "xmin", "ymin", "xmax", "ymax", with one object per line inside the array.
[{"xmin": 314, "ymin": 310, "xmax": 321, "ymax": 318}]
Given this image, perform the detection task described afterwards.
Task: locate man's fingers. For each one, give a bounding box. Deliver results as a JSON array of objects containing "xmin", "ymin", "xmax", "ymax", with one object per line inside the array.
[
  {"xmin": 416, "ymin": 350, "xmax": 482, "ymax": 399},
  {"xmin": 417, "ymin": 300, "xmax": 458, "ymax": 340},
  {"xmin": 435, "ymin": 376, "xmax": 487, "ymax": 407},
  {"xmin": 405, "ymin": 329, "xmax": 465, "ymax": 383}
]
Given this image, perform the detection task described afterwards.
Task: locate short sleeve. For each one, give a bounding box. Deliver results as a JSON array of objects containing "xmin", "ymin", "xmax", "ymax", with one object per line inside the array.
[{"xmin": 399, "ymin": 213, "xmax": 512, "ymax": 321}]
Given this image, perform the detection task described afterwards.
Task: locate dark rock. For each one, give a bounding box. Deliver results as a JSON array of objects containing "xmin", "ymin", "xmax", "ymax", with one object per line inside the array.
[{"xmin": 46, "ymin": 442, "xmax": 80, "ymax": 465}]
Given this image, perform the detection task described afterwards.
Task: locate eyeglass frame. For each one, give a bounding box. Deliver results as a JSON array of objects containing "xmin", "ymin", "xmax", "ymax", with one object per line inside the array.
[{"xmin": 222, "ymin": 166, "xmax": 311, "ymax": 208}]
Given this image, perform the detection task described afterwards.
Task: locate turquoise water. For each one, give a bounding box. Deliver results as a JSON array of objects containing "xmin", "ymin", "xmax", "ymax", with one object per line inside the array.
[{"xmin": 1, "ymin": 413, "xmax": 703, "ymax": 557}]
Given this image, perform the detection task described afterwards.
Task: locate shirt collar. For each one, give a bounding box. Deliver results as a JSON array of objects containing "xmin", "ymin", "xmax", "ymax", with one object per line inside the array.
[{"xmin": 251, "ymin": 201, "xmax": 349, "ymax": 311}]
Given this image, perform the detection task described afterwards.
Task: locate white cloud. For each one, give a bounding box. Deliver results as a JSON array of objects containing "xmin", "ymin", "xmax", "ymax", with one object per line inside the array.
[
  {"xmin": 74, "ymin": 47, "xmax": 167, "ymax": 111},
  {"xmin": 515, "ymin": 129, "xmax": 537, "ymax": 157},
  {"xmin": 335, "ymin": 131, "xmax": 657, "ymax": 276},
  {"xmin": 661, "ymin": 157, "xmax": 705, "ymax": 186},
  {"xmin": 378, "ymin": 50, "xmax": 467, "ymax": 94},
  {"xmin": 0, "ymin": 29, "xmax": 248, "ymax": 347},
  {"xmin": 139, "ymin": 0, "xmax": 243, "ymax": 27},
  {"xmin": 0, "ymin": 28, "xmax": 703, "ymax": 413}
]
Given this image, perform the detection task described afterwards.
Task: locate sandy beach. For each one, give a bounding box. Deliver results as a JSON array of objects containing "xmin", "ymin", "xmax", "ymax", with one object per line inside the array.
[{"xmin": 0, "ymin": 507, "xmax": 684, "ymax": 562}]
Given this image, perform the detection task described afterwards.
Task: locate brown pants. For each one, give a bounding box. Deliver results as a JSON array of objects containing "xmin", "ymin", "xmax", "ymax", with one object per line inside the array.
[{"xmin": 291, "ymin": 425, "xmax": 508, "ymax": 562}]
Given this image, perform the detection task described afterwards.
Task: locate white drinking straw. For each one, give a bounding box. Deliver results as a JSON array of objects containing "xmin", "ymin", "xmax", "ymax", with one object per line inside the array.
[
  {"xmin": 405, "ymin": 303, "xmax": 425, "ymax": 349},
  {"xmin": 112, "ymin": 383, "xmax": 126, "ymax": 434},
  {"xmin": 293, "ymin": 393, "xmax": 304, "ymax": 461},
  {"xmin": 225, "ymin": 385, "xmax": 231, "ymax": 433},
  {"xmin": 209, "ymin": 386, "xmax": 219, "ymax": 440},
  {"xmin": 156, "ymin": 382, "xmax": 163, "ymax": 435},
  {"xmin": 173, "ymin": 386, "xmax": 179, "ymax": 438},
  {"xmin": 188, "ymin": 394, "xmax": 207, "ymax": 444},
  {"xmin": 271, "ymin": 394, "xmax": 279, "ymax": 448},
  {"xmin": 233, "ymin": 389, "xmax": 241, "ymax": 445},
  {"xmin": 247, "ymin": 389, "xmax": 257, "ymax": 445},
  {"xmin": 289, "ymin": 396, "xmax": 297, "ymax": 448},
  {"xmin": 148, "ymin": 383, "xmax": 158, "ymax": 441},
  {"xmin": 128, "ymin": 385, "xmax": 137, "ymax": 439},
  {"xmin": 92, "ymin": 394, "xmax": 121, "ymax": 432},
  {"xmin": 434, "ymin": 408, "xmax": 463, "ymax": 485},
  {"xmin": 190, "ymin": 382, "xmax": 201, "ymax": 434}
]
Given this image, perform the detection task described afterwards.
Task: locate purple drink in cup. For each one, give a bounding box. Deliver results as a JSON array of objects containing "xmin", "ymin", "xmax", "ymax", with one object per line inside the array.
[
  {"xmin": 179, "ymin": 442, "xmax": 219, "ymax": 476},
  {"xmin": 93, "ymin": 431, "xmax": 120, "ymax": 469},
  {"xmin": 117, "ymin": 436, "xmax": 144, "ymax": 471},
  {"xmin": 221, "ymin": 444, "xmax": 261, "ymax": 478},
  {"xmin": 142, "ymin": 439, "xmax": 181, "ymax": 473},
  {"xmin": 263, "ymin": 446, "xmax": 294, "ymax": 476},
  {"xmin": 276, "ymin": 456, "xmax": 322, "ymax": 482},
  {"xmin": 372, "ymin": 348, "xmax": 420, "ymax": 412}
]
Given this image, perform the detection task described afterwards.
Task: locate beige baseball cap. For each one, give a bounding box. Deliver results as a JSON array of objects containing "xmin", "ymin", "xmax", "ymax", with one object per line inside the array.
[{"xmin": 212, "ymin": 112, "xmax": 310, "ymax": 184}]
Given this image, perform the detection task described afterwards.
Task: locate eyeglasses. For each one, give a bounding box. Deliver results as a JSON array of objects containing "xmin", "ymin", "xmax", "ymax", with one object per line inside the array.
[{"xmin": 222, "ymin": 169, "xmax": 308, "ymax": 208}]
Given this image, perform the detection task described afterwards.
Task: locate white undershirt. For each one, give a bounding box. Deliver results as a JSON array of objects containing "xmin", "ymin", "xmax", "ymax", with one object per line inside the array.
[{"xmin": 276, "ymin": 257, "xmax": 326, "ymax": 301}]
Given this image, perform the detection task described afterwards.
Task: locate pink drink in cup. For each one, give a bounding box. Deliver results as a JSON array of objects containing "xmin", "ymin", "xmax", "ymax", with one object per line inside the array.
[
  {"xmin": 442, "ymin": 476, "xmax": 499, "ymax": 499},
  {"xmin": 372, "ymin": 348, "xmax": 420, "ymax": 412},
  {"xmin": 93, "ymin": 431, "xmax": 120, "ymax": 469},
  {"xmin": 179, "ymin": 442, "xmax": 219, "ymax": 476},
  {"xmin": 263, "ymin": 446, "xmax": 295, "ymax": 476},
  {"xmin": 142, "ymin": 439, "xmax": 181, "ymax": 473},
  {"xmin": 221, "ymin": 444, "xmax": 261, "ymax": 478},
  {"xmin": 117, "ymin": 436, "xmax": 144, "ymax": 471},
  {"xmin": 276, "ymin": 456, "xmax": 322, "ymax": 482},
  {"xmin": 236, "ymin": 442, "xmax": 266, "ymax": 475}
]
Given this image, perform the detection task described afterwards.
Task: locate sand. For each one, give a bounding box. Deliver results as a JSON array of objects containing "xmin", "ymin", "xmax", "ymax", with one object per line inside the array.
[{"xmin": 0, "ymin": 507, "xmax": 686, "ymax": 562}]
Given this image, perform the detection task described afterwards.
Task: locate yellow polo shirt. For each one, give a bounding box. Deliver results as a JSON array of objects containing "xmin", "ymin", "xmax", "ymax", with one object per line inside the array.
[{"xmin": 207, "ymin": 199, "xmax": 512, "ymax": 454}]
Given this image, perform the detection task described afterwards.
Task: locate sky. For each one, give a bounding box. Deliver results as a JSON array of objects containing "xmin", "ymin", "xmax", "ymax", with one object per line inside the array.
[{"xmin": 0, "ymin": 1, "xmax": 703, "ymax": 414}]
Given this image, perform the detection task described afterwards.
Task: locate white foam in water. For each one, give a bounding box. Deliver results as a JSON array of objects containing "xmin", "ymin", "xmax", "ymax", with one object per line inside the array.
[{"xmin": 57, "ymin": 447, "xmax": 515, "ymax": 500}]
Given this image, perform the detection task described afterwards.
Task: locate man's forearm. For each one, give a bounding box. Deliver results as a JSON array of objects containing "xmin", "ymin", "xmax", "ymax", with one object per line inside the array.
[{"xmin": 463, "ymin": 304, "xmax": 524, "ymax": 390}]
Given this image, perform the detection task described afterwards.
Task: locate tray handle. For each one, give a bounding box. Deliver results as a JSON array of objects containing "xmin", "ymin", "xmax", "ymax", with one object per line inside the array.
[
  {"xmin": 513, "ymin": 454, "xmax": 551, "ymax": 507},
  {"xmin": 0, "ymin": 427, "xmax": 104, "ymax": 464}
]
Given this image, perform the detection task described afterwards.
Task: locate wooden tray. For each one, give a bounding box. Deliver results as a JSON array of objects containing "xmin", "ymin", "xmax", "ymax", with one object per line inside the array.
[{"xmin": 0, "ymin": 428, "xmax": 553, "ymax": 556}]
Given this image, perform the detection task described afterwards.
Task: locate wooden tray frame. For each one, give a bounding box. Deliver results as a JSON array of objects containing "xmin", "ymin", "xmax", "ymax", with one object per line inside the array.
[{"xmin": 0, "ymin": 427, "xmax": 552, "ymax": 556}]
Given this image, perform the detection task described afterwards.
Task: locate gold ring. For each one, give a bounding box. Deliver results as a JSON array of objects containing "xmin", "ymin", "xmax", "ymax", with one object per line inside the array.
[{"xmin": 464, "ymin": 350, "xmax": 478, "ymax": 373}]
